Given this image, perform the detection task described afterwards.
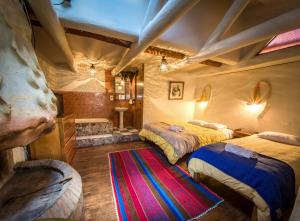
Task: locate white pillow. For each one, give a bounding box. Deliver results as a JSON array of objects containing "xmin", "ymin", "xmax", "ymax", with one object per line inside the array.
[
  {"xmin": 188, "ymin": 119, "xmax": 207, "ymax": 126},
  {"xmin": 202, "ymin": 122, "xmax": 227, "ymax": 130},
  {"xmin": 258, "ymin": 131, "xmax": 300, "ymax": 146}
]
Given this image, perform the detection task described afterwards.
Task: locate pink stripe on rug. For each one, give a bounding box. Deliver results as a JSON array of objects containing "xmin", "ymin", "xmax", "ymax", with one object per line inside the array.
[
  {"xmin": 119, "ymin": 151, "xmax": 169, "ymax": 220},
  {"xmin": 113, "ymin": 154, "xmax": 133, "ymax": 221},
  {"xmin": 116, "ymin": 153, "xmax": 147, "ymax": 221},
  {"xmin": 109, "ymin": 158, "xmax": 123, "ymax": 221},
  {"xmin": 139, "ymin": 149, "xmax": 208, "ymax": 217},
  {"xmin": 142, "ymin": 149, "xmax": 211, "ymax": 205}
]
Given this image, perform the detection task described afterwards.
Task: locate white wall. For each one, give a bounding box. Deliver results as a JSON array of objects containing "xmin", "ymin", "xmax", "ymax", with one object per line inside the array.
[
  {"xmin": 194, "ymin": 61, "xmax": 300, "ymax": 135},
  {"xmin": 143, "ymin": 58, "xmax": 196, "ymax": 124}
]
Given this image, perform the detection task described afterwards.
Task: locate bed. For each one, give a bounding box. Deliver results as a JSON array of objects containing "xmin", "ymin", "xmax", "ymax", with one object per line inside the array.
[
  {"xmin": 188, "ymin": 134, "xmax": 300, "ymax": 221},
  {"xmin": 139, "ymin": 121, "xmax": 233, "ymax": 164}
]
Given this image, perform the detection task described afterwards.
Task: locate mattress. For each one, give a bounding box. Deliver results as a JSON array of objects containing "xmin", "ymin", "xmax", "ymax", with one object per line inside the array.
[
  {"xmin": 188, "ymin": 135, "xmax": 300, "ymax": 221},
  {"xmin": 139, "ymin": 121, "xmax": 233, "ymax": 164}
]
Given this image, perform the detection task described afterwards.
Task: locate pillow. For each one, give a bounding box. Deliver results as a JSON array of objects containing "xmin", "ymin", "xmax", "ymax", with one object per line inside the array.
[
  {"xmin": 258, "ymin": 131, "xmax": 300, "ymax": 146},
  {"xmin": 202, "ymin": 122, "xmax": 227, "ymax": 130},
  {"xmin": 188, "ymin": 119, "xmax": 207, "ymax": 126}
]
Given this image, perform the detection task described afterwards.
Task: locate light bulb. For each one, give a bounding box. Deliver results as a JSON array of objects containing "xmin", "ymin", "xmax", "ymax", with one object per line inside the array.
[
  {"xmin": 198, "ymin": 101, "xmax": 208, "ymax": 109},
  {"xmin": 160, "ymin": 56, "xmax": 169, "ymax": 72},
  {"xmin": 246, "ymin": 102, "xmax": 265, "ymax": 113},
  {"xmin": 90, "ymin": 64, "xmax": 96, "ymax": 75}
]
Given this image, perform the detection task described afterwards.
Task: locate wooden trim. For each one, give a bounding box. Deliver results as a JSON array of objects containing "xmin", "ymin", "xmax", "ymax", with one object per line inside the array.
[
  {"xmin": 200, "ymin": 59, "xmax": 223, "ymax": 67},
  {"xmin": 168, "ymin": 81, "xmax": 184, "ymax": 100},
  {"xmin": 145, "ymin": 46, "xmax": 186, "ymax": 59},
  {"xmin": 65, "ymin": 28, "xmax": 132, "ymax": 48}
]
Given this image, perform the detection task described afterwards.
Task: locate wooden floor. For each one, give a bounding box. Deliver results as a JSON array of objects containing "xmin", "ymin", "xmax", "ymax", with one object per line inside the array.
[{"xmin": 72, "ymin": 141, "xmax": 255, "ymax": 221}]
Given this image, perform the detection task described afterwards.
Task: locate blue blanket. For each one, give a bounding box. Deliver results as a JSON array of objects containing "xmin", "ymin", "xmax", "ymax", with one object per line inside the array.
[{"xmin": 188, "ymin": 143, "xmax": 295, "ymax": 221}]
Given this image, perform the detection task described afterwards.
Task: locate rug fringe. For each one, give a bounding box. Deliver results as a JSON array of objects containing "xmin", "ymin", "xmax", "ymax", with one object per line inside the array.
[
  {"xmin": 188, "ymin": 199, "xmax": 224, "ymax": 221},
  {"xmin": 108, "ymin": 153, "xmax": 121, "ymax": 221}
]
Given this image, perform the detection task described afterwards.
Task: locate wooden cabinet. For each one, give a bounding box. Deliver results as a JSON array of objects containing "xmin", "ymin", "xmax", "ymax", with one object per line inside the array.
[{"xmin": 30, "ymin": 114, "xmax": 76, "ymax": 164}]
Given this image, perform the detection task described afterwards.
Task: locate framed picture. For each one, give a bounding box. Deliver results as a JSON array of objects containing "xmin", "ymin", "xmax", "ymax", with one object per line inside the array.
[{"xmin": 168, "ymin": 81, "xmax": 184, "ymax": 100}]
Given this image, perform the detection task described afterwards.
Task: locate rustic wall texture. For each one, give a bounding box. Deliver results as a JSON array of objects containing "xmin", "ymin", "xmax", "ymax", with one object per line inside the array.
[
  {"xmin": 194, "ymin": 61, "xmax": 300, "ymax": 135},
  {"xmin": 0, "ymin": 0, "xmax": 56, "ymax": 149},
  {"xmin": 143, "ymin": 57, "xmax": 196, "ymax": 124}
]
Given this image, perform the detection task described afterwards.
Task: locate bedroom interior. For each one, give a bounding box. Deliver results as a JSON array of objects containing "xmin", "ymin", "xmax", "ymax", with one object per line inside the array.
[{"xmin": 0, "ymin": 0, "xmax": 300, "ymax": 221}]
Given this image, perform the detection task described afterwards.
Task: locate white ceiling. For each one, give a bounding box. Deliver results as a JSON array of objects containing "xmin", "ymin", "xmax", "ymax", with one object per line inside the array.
[{"xmin": 34, "ymin": 0, "xmax": 300, "ymax": 73}]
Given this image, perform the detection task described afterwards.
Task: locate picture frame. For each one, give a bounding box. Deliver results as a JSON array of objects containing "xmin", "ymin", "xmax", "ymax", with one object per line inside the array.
[{"xmin": 168, "ymin": 81, "xmax": 184, "ymax": 100}]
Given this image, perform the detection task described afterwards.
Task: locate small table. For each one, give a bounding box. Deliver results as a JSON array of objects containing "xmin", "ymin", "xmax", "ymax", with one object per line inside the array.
[{"xmin": 233, "ymin": 129, "xmax": 257, "ymax": 138}]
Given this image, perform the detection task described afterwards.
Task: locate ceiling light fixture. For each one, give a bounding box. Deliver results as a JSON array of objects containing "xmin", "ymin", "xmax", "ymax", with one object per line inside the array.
[
  {"xmin": 160, "ymin": 56, "xmax": 169, "ymax": 72},
  {"xmin": 89, "ymin": 64, "xmax": 96, "ymax": 79},
  {"xmin": 90, "ymin": 64, "xmax": 96, "ymax": 75}
]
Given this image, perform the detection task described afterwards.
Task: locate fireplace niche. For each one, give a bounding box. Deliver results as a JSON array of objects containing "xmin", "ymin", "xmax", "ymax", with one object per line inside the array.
[{"xmin": 0, "ymin": 1, "xmax": 83, "ymax": 220}]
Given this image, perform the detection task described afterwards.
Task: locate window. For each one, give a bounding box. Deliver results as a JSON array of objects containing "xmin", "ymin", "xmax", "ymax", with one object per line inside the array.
[{"xmin": 259, "ymin": 28, "xmax": 300, "ymax": 54}]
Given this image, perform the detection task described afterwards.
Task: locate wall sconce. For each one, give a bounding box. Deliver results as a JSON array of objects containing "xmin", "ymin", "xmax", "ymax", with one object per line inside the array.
[
  {"xmin": 246, "ymin": 80, "xmax": 271, "ymax": 117},
  {"xmin": 160, "ymin": 56, "xmax": 169, "ymax": 72},
  {"xmin": 196, "ymin": 84, "xmax": 212, "ymax": 110}
]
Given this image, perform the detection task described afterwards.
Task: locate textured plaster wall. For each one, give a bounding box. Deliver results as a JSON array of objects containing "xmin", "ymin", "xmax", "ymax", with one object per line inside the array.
[
  {"xmin": 143, "ymin": 58, "xmax": 196, "ymax": 124},
  {"xmin": 38, "ymin": 54, "xmax": 106, "ymax": 93},
  {"xmin": 0, "ymin": 0, "xmax": 56, "ymax": 149},
  {"xmin": 194, "ymin": 61, "xmax": 300, "ymax": 135}
]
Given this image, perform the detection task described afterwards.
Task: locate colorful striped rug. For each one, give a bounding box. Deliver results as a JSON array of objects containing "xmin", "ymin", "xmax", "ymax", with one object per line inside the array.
[{"xmin": 109, "ymin": 148, "xmax": 223, "ymax": 221}]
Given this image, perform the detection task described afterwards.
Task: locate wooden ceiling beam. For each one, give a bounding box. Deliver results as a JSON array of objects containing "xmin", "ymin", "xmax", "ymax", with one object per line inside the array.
[
  {"xmin": 112, "ymin": 0, "xmax": 200, "ymax": 75},
  {"xmin": 188, "ymin": 7, "xmax": 300, "ymax": 64},
  {"xmin": 174, "ymin": 0, "xmax": 249, "ymax": 69},
  {"xmin": 32, "ymin": 19, "xmax": 186, "ymax": 60},
  {"xmin": 201, "ymin": 0, "xmax": 250, "ymax": 50},
  {"xmin": 240, "ymin": 39, "xmax": 270, "ymax": 60}
]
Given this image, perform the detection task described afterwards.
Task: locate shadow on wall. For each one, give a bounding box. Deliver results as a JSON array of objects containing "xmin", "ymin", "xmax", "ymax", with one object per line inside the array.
[{"xmin": 193, "ymin": 62, "xmax": 300, "ymax": 135}]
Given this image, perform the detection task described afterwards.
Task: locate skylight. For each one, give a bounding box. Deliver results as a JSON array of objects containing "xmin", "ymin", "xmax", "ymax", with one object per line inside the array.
[{"xmin": 259, "ymin": 28, "xmax": 300, "ymax": 54}]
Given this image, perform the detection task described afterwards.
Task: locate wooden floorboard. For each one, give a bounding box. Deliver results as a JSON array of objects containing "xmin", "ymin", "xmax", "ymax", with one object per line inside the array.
[{"xmin": 72, "ymin": 141, "xmax": 254, "ymax": 221}]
